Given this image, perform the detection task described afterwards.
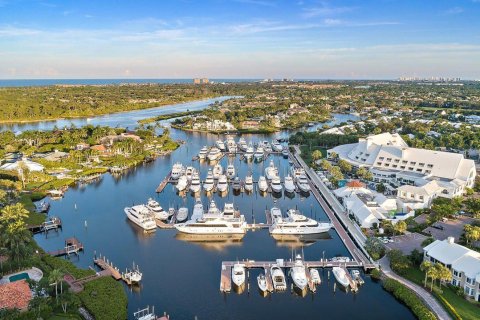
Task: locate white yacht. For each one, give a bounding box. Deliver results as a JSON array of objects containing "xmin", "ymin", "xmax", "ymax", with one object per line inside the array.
[
  {"xmin": 176, "ymin": 207, "xmax": 188, "ymax": 222},
  {"xmin": 245, "ymin": 144, "xmax": 254, "ymax": 160},
  {"xmin": 254, "ymin": 146, "xmax": 264, "ymax": 161},
  {"xmin": 284, "ymin": 175, "xmax": 296, "ymax": 193},
  {"xmin": 297, "ymin": 174, "xmax": 311, "ymax": 193},
  {"xmin": 174, "ymin": 200, "xmax": 247, "ymax": 235},
  {"xmin": 198, "ymin": 146, "xmax": 209, "ymax": 160},
  {"xmin": 215, "ymin": 140, "xmax": 226, "ymax": 151},
  {"xmin": 257, "ymin": 273, "xmax": 268, "ymax": 293},
  {"xmin": 207, "ymin": 147, "xmax": 222, "ymax": 162},
  {"xmin": 232, "ymin": 263, "xmax": 246, "ymax": 288},
  {"xmin": 226, "ymin": 137, "xmax": 237, "ymax": 153},
  {"xmin": 291, "ymin": 167, "xmax": 305, "ymax": 180},
  {"xmin": 332, "ymin": 267, "xmax": 350, "ymax": 288},
  {"xmin": 282, "ymin": 147, "xmax": 289, "ymax": 158},
  {"xmin": 171, "ymin": 163, "xmax": 184, "ymax": 180},
  {"xmin": 190, "ymin": 172, "xmax": 201, "ymax": 193},
  {"xmin": 258, "ymin": 176, "xmax": 268, "ymax": 192},
  {"xmin": 290, "ymin": 255, "xmax": 308, "ymax": 292},
  {"xmin": 146, "ymin": 198, "xmax": 168, "ymax": 220},
  {"xmin": 271, "ymin": 175, "xmax": 282, "ymax": 193},
  {"xmin": 232, "ymin": 177, "xmax": 241, "ymax": 191},
  {"xmin": 244, "ymin": 175, "xmax": 253, "ymax": 192},
  {"xmin": 185, "ymin": 166, "xmax": 196, "ymax": 181},
  {"xmin": 203, "ymin": 169, "xmax": 215, "ymax": 192},
  {"xmin": 238, "ymin": 138, "xmax": 248, "ymax": 152},
  {"xmin": 271, "ymin": 264, "xmax": 287, "ymax": 291},
  {"xmin": 223, "ymin": 203, "xmax": 235, "ymax": 218},
  {"xmin": 226, "ymin": 164, "xmax": 236, "ymax": 179},
  {"xmin": 262, "ymin": 141, "xmax": 272, "ymax": 153},
  {"xmin": 272, "ymin": 140, "xmax": 283, "ymax": 152},
  {"xmin": 122, "ymin": 264, "xmax": 142, "ymax": 284},
  {"xmin": 191, "ymin": 198, "xmax": 204, "ymax": 220},
  {"xmin": 176, "ymin": 175, "xmax": 188, "ymax": 192},
  {"xmin": 124, "ymin": 205, "xmax": 156, "ymax": 231},
  {"xmin": 310, "ymin": 269, "xmax": 321, "ymax": 285},
  {"xmin": 213, "ymin": 163, "xmax": 223, "ymax": 179},
  {"xmin": 270, "ymin": 207, "xmax": 282, "ymax": 221},
  {"xmin": 269, "ymin": 209, "xmax": 332, "ymax": 235},
  {"xmin": 265, "ymin": 160, "xmax": 279, "ymax": 180},
  {"xmin": 217, "ymin": 175, "xmax": 229, "ymax": 193}
]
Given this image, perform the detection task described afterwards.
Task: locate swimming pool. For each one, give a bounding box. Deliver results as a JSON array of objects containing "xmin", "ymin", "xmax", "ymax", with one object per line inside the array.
[{"xmin": 9, "ymin": 272, "xmax": 30, "ymax": 282}]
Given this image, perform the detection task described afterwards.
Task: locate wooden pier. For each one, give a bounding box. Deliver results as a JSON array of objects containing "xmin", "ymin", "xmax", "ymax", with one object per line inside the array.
[
  {"xmin": 220, "ymin": 264, "xmax": 232, "ymax": 292},
  {"xmin": 48, "ymin": 237, "xmax": 84, "ymax": 257},
  {"xmin": 156, "ymin": 171, "xmax": 172, "ymax": 193},
  {"xmin": 29, "ymin": 217, "xmax": 62, "ymax": 234},
  {"xmin": 93, "ymin": 255, "xmax": 122, "ymax": 280}
]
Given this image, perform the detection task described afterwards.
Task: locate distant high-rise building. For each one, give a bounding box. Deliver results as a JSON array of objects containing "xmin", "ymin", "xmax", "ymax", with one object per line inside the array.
[{"xmin": 193, "ymin": 78, "xmax": 209, "ymax": 84}]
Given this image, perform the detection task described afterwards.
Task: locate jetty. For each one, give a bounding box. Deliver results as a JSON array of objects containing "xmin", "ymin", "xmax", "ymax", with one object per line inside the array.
[
  {"xmin": 48, "ymin": 237, "xmax": 84, "ymax": 257},
  {"xmin": 29, "ymin": 216, "xmax": 62, "ymax": 234},
  {"xmin": 93, "ymin": 255, "xmax": 122, "ymax": 280},
  {"xmin": 156, "ymin": 171, "xmax": 172, "ymax": 193}
]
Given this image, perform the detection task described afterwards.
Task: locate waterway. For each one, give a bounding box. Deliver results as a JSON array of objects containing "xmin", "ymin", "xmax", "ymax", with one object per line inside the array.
[{"xmin": 2, "ymin": 98, "xmax": 414, "ymax": 319}]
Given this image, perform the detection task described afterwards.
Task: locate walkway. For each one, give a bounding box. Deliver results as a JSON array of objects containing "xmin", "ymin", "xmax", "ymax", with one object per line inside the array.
[{"xmin": 378, "ymin": 257, "xmax": 451, "ymax": 320}]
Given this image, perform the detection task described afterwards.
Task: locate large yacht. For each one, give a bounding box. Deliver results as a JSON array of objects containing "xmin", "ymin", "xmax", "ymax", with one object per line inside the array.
[
  {"xmin": 213, "ymin": 163, "xmax": 223, "ymax": 179},
  {"xmin": 171, "ymin": 163, "xmax": 184, "ymax": 180},
  {"xmin": 284, "ymin": 175, "xmax": 296, "ymax": 193},
  {"xmin": 232, "ymin": 263, "xmax": 246, "ymax": 289},
  {"xmin": 174, "ymin": 200, "xmax": 247, "ymax": 235},
  {"xmin": 203, "ymin": 169, "xmax": 215, "ymax": 192},
  {"xmin": 271, "ymin": 175, "xmax": 282, "ymax": 193},
  {"xmin": 297, "ymin": 174, "xmax": 311, "ymax": 193},
  {"xmin": 185, "ymin": 166, "xmax": 196, "ymax": 181},
  {"xmin": 244, "ymin": 175, "xmax": 253, "ymax": 192},
  {"xmin": 176, "ymin": 175, "xmax": 188, "ymax": 192},
  {"xmin": 124, "ymin": 205, "xmax": 156, "ymax": 231},
  {"xmin": 176, "ymin": 207, "xmax": 188, "ymax": 222},
  {"xmin": 265, "ymin": 160, "xmax": 279, "ymax": 180},
  {"xmin": 238, "ymin": 138, "xmax": 248, "ymax": 152},
  {"xmin": 146, "ymin": 198, "xmax": 168, "ymax": 220},
  {"xmin": 272, "ymin": 140, "xmax": 283, "ymax": 152},
  {"xmin": 226, "ymin": 164, "xmax": 236, "ymax": 179},
  {"xmin": 226, "ymin": 137, "xmax": 237, "ymax": 153},
  {"xmin": 190, "ymin": 172, "xmax": 201, "ymax": 193},
  {"xmin": 290, "ymin": 255, "xmax": 308, "ymax": 292},
  {"xmin": 254, "ymin": 146, "xmax": 264, "ymax": 161},
  {"xmin": 215, "ymin": 140, "xmax": 226, "ymax": 151},
  {"xmin": 198, "ymin": 146, "xmax": 209, "ymax": 160},
  {"xmin": 245, "ymin": 144, "xmax": 254, "ymax": 161},
  {"xmin": 271, "ymin": 264, "xmax": 287, "ymax": 291},
  {"xmin": 207, "ymin": 147, "xmax": 222, "ymax": 162},
  {"xmin": 269, "ymin": 208, "xmax": 332, "ymax": 235},
  {"xmin": 223, "ymin": 203, "xmax": 235, "ymax": 218},
  {"xmin": 258, "ymin": 176, "xmax": 268, "ymax": 192},
  {"xmin": 191, "ymin": 198, "xmax": 204, "ymax": 220},
  {"xmin": 332, "ymin": 267, "xmax": 350, "ymax": 288},
  {"xmin": 217, "ymin": 175, "xmax": 229, "ymax": 193}
]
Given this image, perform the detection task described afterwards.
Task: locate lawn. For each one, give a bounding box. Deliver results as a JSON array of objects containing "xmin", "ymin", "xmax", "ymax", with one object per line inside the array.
[{"xmin": 403, "ymin": 268, "xmax": 480, "ymax": 320}]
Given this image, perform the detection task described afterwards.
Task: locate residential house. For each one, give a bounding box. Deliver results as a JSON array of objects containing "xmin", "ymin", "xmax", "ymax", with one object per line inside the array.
[{"xmin": 0, "ymin": 280, "xmax": 32, "ymax": 311}]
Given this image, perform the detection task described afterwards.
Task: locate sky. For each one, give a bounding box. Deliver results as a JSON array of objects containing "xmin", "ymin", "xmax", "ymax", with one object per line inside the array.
[{"xmin": 0, "ymin": 0, "xmax": 479, "ymax": 79}]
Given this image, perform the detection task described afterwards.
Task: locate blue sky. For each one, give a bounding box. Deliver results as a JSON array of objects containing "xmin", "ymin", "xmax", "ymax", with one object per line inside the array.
[{"xmin": 0, "ymin": 0, "xmax": 479, "ymax": 79}]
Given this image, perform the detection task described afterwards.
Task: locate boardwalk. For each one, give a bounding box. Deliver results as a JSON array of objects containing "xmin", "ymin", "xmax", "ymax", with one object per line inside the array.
[
  {"xmin": 93, "ymin": 256, "xmax": 122, "ymax": 280},
  {"xmin": 156, "ymin": 171, "xmax": 171, "ymax": 193}
]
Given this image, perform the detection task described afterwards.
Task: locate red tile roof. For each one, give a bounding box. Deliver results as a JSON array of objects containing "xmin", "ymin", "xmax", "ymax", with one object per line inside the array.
[
  {"xmin": 347, "ymin": 180, "xmax": 365, "ymax": 188},
  {"xmin": 0, "ymin": 280, "xmax": 32, "ymax": 311}
]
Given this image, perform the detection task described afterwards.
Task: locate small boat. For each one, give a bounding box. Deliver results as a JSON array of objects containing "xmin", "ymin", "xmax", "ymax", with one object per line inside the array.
[
  {"xmin": 146, "ymin": 198, "xmax": 168, "ymax": 220},
  {"xmin": 270, "ymin": 175, "xmax": 282, "ymax": 193},
  {"xmin": 265, "ymin": 160, "xmax": 279, "ymax": 180},
  {"xmin": 257, "ymin": 273, "xmax": 268, "ymax": 293},
  {"xmin": 263, "ymin": 141, "xmax": 272, "ymax": 153},
  {"xmin": 244, "ymin": 175, "xmax": 253, "ymax": 192},
  {"xmin": 122, "ymin": 264, "xmax": 142, "ymax": 284},
  {"xmin": 168, "ymin": 207, "xmax": 176, "ymax": 218},
  {"xmin": 332, "ymin": 266, "xmax": 350, "ymax": 288},
  {"xmin": 198, "ymin": 146, "xmax": 209, "ymax": 160},
  {"xmin": 238, "ymin": 138, "xmax": 248, "ymax": 151},
  {"xmin": 213, "ymin": 163, "xmax": 223, "ymax": 179},
  {"xmin": 290, "ymin": 255, "xmax": 308, "ymax": 292},
  {"xmin": 232, "ymin": 263, "xmax": 246, "ymax": 288},
  {"xmin": 232, "ymin": 177, "xmax": 241, "ymax": 191},
  {"xmin": 282, "ymin": 147, "xmax": 289, "ymax": 158},
  {"xmin": 271, "ymin": 264, "xmax": 287, "ymax": 291},
  {"xmin": 185, "ymin": 166, "xmax": 195, "ymax": 181},
  {"xmin": 217, "ymin": 175, "xmax": 228, "ymax": 193},
  {"xmin": 226, "ymin": 164, "xmax": 236, "ymax": 179},
  {"xmin": 310, "ymin": 268, "xmax": 321, "ymax": 285},
  {"xmin": 124, "ymin": 205, "xmax": 156, "ymax": 231},
  {"xmin": 176, "ymin": 175, "xmax": 188, "ymax": 192},
  {"xmin": 171, "ymin": 162, "xmax": 184, "ymax": 180},
  {"xmin": 272, "ymin": 140, "xmax": 283, "ymax": 152},
  {"xmin": 258, "ymin": 176, "xmax": 268, "ymax": 192},
  {"xmin": 245, "ymin": 144, "xmax": 254, "ymax": 160},
  {"xmin": 176, "ymin": 207, "xmax": 189, "ymax": 222},
  {"xmin": 331, "ymin": 256, "xmax": 351, "ymax": 263},
  {"xmin": 203, "ymin": 169, "xmax": 215, "ymax": 192},
  {"xmin": 190, "ymin": 172, "xmax": 201, "ymax": 193},
  {"xmin": 350, "ymin": 269, "xmax": 364, "ymax": 285},
  {"xmin": 216, "ymin": 140, "xmax": 226, "ymax": 151},
  {"xmin": 207, "ymin": 147, "xmax": 222, "ymax": 162},
  {"xmin": 284, "ymin": 175, "xmax": 296, "ymax": 193},
  {"xmin": 254, "ymin": 146, "xmax": 264, "ymax": 161},
  {"xmin": 297, "ymin": 174, "xmax": 311, "ymax": 193}
]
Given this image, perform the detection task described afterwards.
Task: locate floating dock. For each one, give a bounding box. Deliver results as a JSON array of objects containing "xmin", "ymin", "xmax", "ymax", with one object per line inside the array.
[
  {"xmin": 48, "ymin": 237, "xmax": 84, "ymax": 257},
  {"xmin": 156, "ymin": 171, "xmax": 172, "ymax": 193}
]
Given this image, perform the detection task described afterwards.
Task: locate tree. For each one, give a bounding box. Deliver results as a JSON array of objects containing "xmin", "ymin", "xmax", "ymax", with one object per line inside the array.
[
  {"xmin": 420, "ymin": 261, "xmax": 432, "ymax": 287},
  {"xmin": 365, "ymin": 237, "xmax": 385, "ymax": 260},
  {"xmin": 464, "ymin": 224, "xmax": 480, "ymax": 244},
  {"xmin": 435, "ymin": 263, "xmax": 452, "ymax": 287},
  {"xmin": 387, "ymin": 249, "xmax": 411, "ymax": 275},
  {"xmin": 426, "ymin": 264, "xmax": 438, "ymax": 291},
  {"xmin": 49, "ymin": 269, "xmax": 64, "ymax": 302},
  {"xmin": 0, "ymin": 203, "xmax": 29, "ymax": 234},
  {"xmin": 465, "ymin": 198, "xmax": 480, "ymax": 218},
  {"xmin": 394, "ymin": 220, "xmax": 407, "ymax": 235},
  {"xmin": 338, "ymin": 159, "xmax": 352, "ymax": 173},
  {"xmin": 329, "ymin": 151, "xmax": 338, "ymax": 160},
  {"xmin": 311, "ymin": 150, "xmax": 323, "ymax": 162},
  {"xmin": 320, "ymin": 159, "xmax": 332, "ymax": 171},
  {"xmin": 1, "ymin": 229, "xmax": 31, "ymax": 263},
  {"xmin": 376, "ymin": 183, "xmax": 386, "ymax": 193},
  {"xmin": 329, "ymin": 166, "xmax": 344, "ymax": 182}
]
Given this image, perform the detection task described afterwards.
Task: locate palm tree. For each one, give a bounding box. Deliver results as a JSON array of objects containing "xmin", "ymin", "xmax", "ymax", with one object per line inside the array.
[
  {"xmin": 420, "ymin": 261, "xmax": 432, "ymax": 287},
  {"xmin": 1, "ymin": 229, "xmax": 31, "ymax": 264},
  {"xmin": 427, "ymin": 265, "xmax": 438, "ymax": 291},
  {"xmin": 49, "ymin": 269, "xmax": 64, "ymax": 302}
]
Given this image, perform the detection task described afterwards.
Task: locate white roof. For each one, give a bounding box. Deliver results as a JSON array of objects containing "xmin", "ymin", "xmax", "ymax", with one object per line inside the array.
[
  {"xmin": 452, "ymin": 253, "xmax": 480, "ymax": 278},
  {"xmin": 424, "ymin": 239, "xmax": 480, "ymax": 268},
  {"xmin": 0, "ymin": 159, "xmax": 44, "ymax": 172}
]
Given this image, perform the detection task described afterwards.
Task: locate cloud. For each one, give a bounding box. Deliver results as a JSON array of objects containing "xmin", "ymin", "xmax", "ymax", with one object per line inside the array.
[
  {"xmin": 443, "ymin": 7, "xmax": 464, "ymax": 15},
  {"xmin": 302, "ymin": 3, "xmax": 354, "ymax": 18},
  {"xmin": 234, "ymin": 0, "xmax": 276, "ymax": 6},
  {"xmin": 0, "ymin": 26, "xmax": 41, "ymax": 37}
]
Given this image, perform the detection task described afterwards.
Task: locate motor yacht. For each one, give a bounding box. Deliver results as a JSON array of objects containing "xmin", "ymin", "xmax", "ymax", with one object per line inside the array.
[
  {"xmin": 215, "ymin": 140, "xmax": 226, "ymax": 151},
  {"xmin": 284, "ymin": 175, "xmax": 296, "ymax": 193},
  {"xmin": 297, "ymin": 174, "xmax": 311, "ymax": 193},
  {"xmin": 263, "ymin": 141, "xmax": 272, "ymax": 153},
  {"xmin": 245, "ymin": 144, "xmax": 254, "ymax": 160},
  {"xmin": 226, "ymin": 164, "xmax": 236, "ymax": 179},
  {"xmin": 257, "ymin": 273, "xmax": 268, "ymax": 294},
  {"xmin": 270, "ymin": 207, "xmax": 282, "ymax": 221},
  {"xmin": 146, "ymin": 198, "xmax": 168, "ymax": 220},
  {"xmin": 258, "ymin": 176, "xmax": 268, "ymax": 192},
  {"xmin": 176, "ymin": 175, "xmax": 188, "ymax": 192},
  {"xmin": 282, "ymin": 147, "xmax": 289, "ymax": 158},
  {"xmin": 291, "ymin": 167, "xmax": 305, "ymax": 180},
  {"xmin": 332, "ymin": 267, "xmax": 350, "ymax": 288},
  {"xmin": 244, "ymin": 175, "xmax": 253, "ymax": 192},
  {"xmin": 226, "ymin": 137, "xmax": 237, "ymax": 153},
  {"xmin": 207, "ymin": 147, "xmax": 222, "ymax": 162},
  {"xmin": 176, "ymin": 207, "xmax": 188, "ymax": 222},
  {"xmin": 290, "ymin": 255, "xmax": 308, "ymax": 292},
  {"xmin": 270, "ymin": 175, "xmax": 282, "ymax": 193},
  {"xmin": 310, "ymin": 268, "xmax": 321, "ymax": 285},
  {"xmin": 238, "ymin": 138, "xmax": 248, "ymax": 152},
  {"xmin": 272, "ymin": 140, "xmax": 283, "ymax": 152},
  {"xmin": 265, "ymin": 160, "xmax": 279, "ymax": 180},
  {"xmin": 124, "ymin": 205, "xmax": 156, "ymax": 231},
  {"xmin": 168, "ymin": 207, "xmax": 176, "ymax": 218},
  {"xmin": 213, "ymin": 163, "xmax": 223, "ymax": 179},
  {"xmin": 269, "ymin": 209, "xmax": 332, "ymax": 235},
  {"xmin": 203, "ymin": 169, "xmax": 215, "ymax": 192},
  {"xmin": 232, "ymin": 177, "xmax": 241, "ymax": 191},
  {"xmin": 171, "ymin": 163, "xmax": 184, "ymax": 180},
  {"xmin": 190, "ymin": 172, "xmax": 201, "ymax": 193},
  {"xmin": 198, "ymin": 146, "xmax": 209, "ymax": 160},
  {"xmin": 232, "ymin": 263, "xmax": 246, "ymax": 289},
  {"xmin": 217, "ymin": 175, "xmax": 229, "ymax": 193},
  {"xmin": 223, "ymin": 203, "xmax": 236, "ymax": 219},
  {"xmin": 191, "ymin": 198, "xmax": 204, "ymax": 220},
  {"xmin": 271, "ymin": 264, "xmax": 287, "ymax": 291},
  {"xmin": 185, "ymin": 166, "xmax": 196, "ymax": 181},
  {"xmin": 122, "ymin": 264, "xmax": 142, "ymax": 284},
  {"xmin": 254, "ymin": 146, "xmax": 264, "ymax": 161}
]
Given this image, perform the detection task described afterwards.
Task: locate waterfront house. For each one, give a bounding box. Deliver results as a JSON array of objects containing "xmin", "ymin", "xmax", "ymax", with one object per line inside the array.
[
  {"xmin": 90, "ymin": 145, "xmax": 109, "ymax": 155},
  {"xmin": 240, "ymin": 120, "xmax": 260, "ymax": 130},
  {"xmin": 76, "ymin": 142, "xmax": 90, "ymax": 151},
  {"xmin": 423, "ymin": 237, "xmax": 480, "ymax": 302},
  {"xmin": 0, "ymin": 280, "xmax": 32, "ymax": 311},
  {"xmin": 0, "ymin": 158, "xmax": 44, "ymax": 172}
]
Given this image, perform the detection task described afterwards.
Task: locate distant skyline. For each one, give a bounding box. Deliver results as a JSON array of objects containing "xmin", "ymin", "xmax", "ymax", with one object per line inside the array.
[{"xmin": 0, "ymin": 0, "xmax": 479, "ymax": 79}]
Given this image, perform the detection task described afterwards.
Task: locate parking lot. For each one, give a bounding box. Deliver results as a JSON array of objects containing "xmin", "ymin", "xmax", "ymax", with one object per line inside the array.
[
  {"xmin": 384, "ymin": 232, "xmax": 429, "ymax": 255},
  {"xmin": 423, "ymin": 216, "xmax": 475, "ymax": 241}
]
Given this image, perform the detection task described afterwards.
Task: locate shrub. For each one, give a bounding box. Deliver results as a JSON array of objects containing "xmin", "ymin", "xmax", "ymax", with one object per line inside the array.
[
  {"xmin": 41, "ymin": 255, "xmax": 94, "ymax": 279},
  {"xmin": 370, "ymin": 268, "xmax": 382, "ymax": 280},
  {"xmin": 436, "ymin": 293, "xmax": 462, "ymax": 320},
  {"xmin": 78, "ymin": 277, "xmax": 127, "ymax": 320}
]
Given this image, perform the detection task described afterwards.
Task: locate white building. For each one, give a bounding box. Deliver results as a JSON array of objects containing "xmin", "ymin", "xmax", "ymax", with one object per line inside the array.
[
  {"xmin": 423, "ymin": 237, "xmax": 480, "ymax": 301},
  {"xmin": 0, "ymin": 158, "xmax": 45, "ymax": 172},
  {"xmin": 328, "ymin": 133, "xmax": 476, "ymax": 203}
]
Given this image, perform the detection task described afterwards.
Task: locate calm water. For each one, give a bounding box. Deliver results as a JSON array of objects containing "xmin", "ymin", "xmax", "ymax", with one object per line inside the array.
[{"xmin": 1, "ymin": 98, "xmax": 413, "ymax": 319}]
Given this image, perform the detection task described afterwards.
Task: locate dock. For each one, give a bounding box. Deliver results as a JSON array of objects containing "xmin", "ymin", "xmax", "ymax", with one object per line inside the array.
[
  {"xmin": 220, "ymin": 264, "xmax": 232, "ymax": 292},
  {"xmin": 29, "ymin": 216, "xmax": 62, "ymax": 234},
  {"xmin": 93, "ymin": 255, "xmax": 122, "ymax": 280},
  {"xmin": 156, "ymin": 171, "xmax": 172, "ymax": 193},
  {"xmin": 48, "ymin": 237, "xmax": 84, "ymax": 257}
]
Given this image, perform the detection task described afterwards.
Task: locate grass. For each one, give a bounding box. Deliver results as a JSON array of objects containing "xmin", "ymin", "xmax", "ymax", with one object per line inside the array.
[
  {"xmin": 18, "ymin": 193, "xmax": 48, "ymax": 226},
  {"xmin": 402, "ymin": 267, "xmax": 480, "ymax": 320}
]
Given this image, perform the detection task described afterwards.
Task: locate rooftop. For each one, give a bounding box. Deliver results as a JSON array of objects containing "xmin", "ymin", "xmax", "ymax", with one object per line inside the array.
[{"xmin": 0, "ymin": 280, "xmax": 32, "ymax": 311}]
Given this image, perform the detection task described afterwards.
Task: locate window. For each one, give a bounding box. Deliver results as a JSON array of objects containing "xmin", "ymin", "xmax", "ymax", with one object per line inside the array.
[
  {"xmin": 392, "ymin": 165, "xmax": 398, "ymax": 168},
  {"xmin": 394, "ymin": 159, "xmax": 400, "ymax": 163},
  {"xmin": 466, "ymin": 277, "xmax": 475, "ymax": 285},
  {"xmin": 453, "ymin": 270, "xmax": 459, "ymax": 277},
  {"xmin": 410, "ymin": 162, "xmax": 416, "ymax": 165},
  {"xmin": 419, "ymin": 163, "xmax": 425, "ymax": 166},
  {"xmin": 416, "ymin": 169, "xmax": 422, "ymax": 172},
  {"xmin": 419, "ymin": 196, "xmax": 424, "ymax": 200},
  {"xmin": 377, "ymin": 162, "xmax": 382, "ymax": 165},
  {"xmin": 427, "ymin": 164, "xmax": 433, "ymax": 168},
  {"xmin": 400, "ymin": 166, "xmax": 405, "ymax": 169},
  {"xmin": 408, "ymin": 167, "xmax": 414, "ymax": 170},
  {"xmin": 385, "ymin": 164, "xmax": 390, "ymax": 167},
  {"xmin": 402, "ymin": 160, "xmax": 408, "ymax": 164},
  {"xmin": 425, "ymin": 170, "xmax": 431, "ymax": 174},
  {"xmin": 379, "ymin": 157, "xmax": 384, "ymax": 160},
  {"xmin": 386, "ymin": 158, "xmax": 392, "ymax": 161}
]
